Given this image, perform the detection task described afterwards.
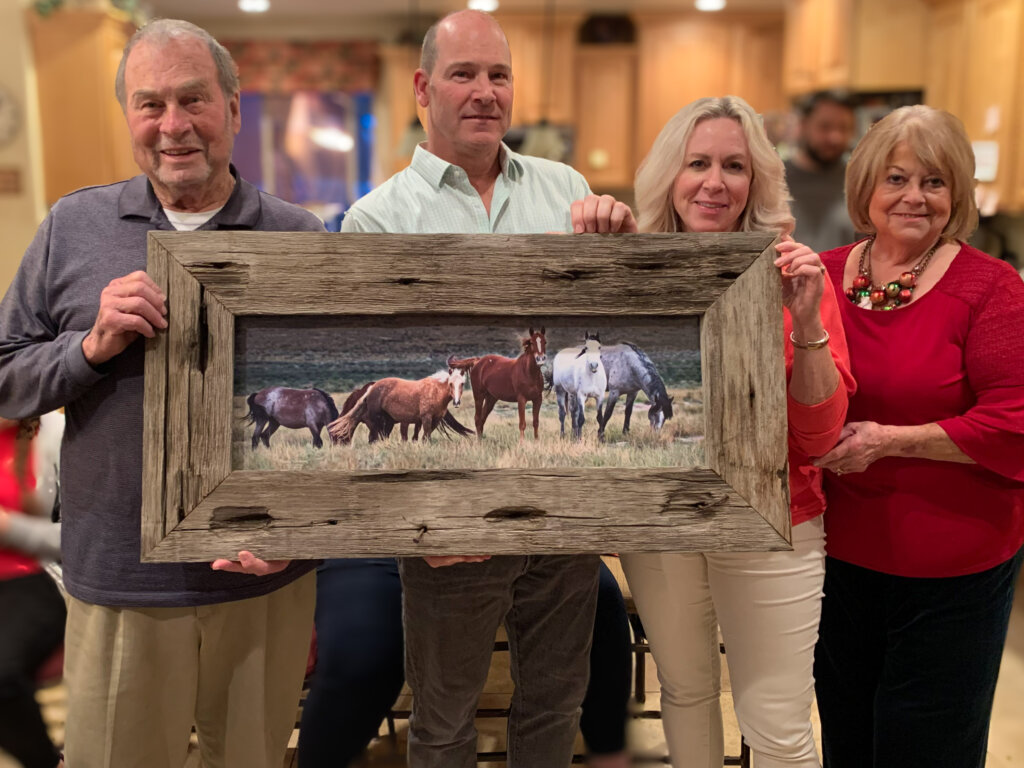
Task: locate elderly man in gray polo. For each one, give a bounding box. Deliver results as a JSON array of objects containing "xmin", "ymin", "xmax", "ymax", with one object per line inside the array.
[
  {"xmin": 340, "ymin": 9, "xmax": 636, "ymax": 768},
  {"xmin": 0, "ymin": 19, "xmax": 323, "ymax": 768}
]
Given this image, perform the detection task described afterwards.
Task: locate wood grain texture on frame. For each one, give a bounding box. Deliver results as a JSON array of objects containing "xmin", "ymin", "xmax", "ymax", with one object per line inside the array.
[{"xmin": 142, "ymin": 231, "xmax": 790, "ymax": 562}]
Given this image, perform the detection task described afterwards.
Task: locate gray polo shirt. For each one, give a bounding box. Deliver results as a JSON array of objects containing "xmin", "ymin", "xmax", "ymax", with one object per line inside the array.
[{"xmin": 0, "ymin": 170, "xmax": 323, "ymax": 607}]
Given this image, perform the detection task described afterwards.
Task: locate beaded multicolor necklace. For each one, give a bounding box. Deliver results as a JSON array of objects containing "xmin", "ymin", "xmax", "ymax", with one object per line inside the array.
[{"xmin": 846, "ymin": 236, "xmax": 941, "ymax": 311}]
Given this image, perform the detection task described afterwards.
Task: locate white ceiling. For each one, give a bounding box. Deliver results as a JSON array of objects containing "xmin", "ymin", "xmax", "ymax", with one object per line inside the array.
[{"xmin": 143, "ymin": 0, "xmax": 784, "ymax": 21}]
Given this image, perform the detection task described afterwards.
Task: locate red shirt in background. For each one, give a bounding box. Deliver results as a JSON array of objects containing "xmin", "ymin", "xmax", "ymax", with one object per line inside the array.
[
  {"xmin": 0, "ymin": 423, "xmax": 42, "ymax": 579},
  {"xmin": 822, "ymin": 241, "xmax": 1024, "ymax": 578}
]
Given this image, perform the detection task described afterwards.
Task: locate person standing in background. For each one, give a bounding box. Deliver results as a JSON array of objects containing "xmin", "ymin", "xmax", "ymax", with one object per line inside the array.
[
  {"xmin": 785, "ymin": 91, "xmax": 858, "ymax": 253},
  {"xmin": 0, "ymin": 416, "xmax": 65, "ymax": 768}
]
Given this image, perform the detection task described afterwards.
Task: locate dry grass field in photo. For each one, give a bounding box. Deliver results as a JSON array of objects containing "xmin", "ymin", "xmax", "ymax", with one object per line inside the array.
[{"xmin": 232, "ymin": 385, "xmax": 705, "ymax": 472}]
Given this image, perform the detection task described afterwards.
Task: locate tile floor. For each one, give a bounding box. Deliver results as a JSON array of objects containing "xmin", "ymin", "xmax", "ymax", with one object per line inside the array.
[{"xmin": 4, "ymin": 563, "xmax": 1024, "ymax": 768}]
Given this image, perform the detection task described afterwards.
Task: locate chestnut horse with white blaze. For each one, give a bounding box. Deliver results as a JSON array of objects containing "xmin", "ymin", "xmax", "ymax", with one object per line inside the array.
[
  {"xmin": 328, "ymin": 369, "xmax": 465, "ymax": 444},
  {"xmin": 447, "ymin": 327, "xmax": 547, "ymax": 441}
]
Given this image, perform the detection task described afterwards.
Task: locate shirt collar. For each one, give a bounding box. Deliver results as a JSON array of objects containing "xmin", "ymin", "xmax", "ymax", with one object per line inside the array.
[
  {"xmin": 409, "ymin": 142, "xmax": 524, "ymax": 189},
  {"xmin": 117, "ymin": 165, "xmax": 261, "ymax": 229}
]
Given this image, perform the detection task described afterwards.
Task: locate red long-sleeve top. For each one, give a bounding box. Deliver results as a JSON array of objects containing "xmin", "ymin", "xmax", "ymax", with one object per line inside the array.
[
  {"xmin": 0, "ymin": 424, "xmax": 41, "ymax": 580},
  {"xmin": 822, "ymin": 241, "xmax": 1024, "ymax": 577},
  {"xmin": 785, "ymin": 276, "xmax": 857, "ymax": 526}
]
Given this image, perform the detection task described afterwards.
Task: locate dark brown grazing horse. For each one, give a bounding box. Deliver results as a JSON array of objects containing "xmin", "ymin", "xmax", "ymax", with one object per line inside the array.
[
  {"xmin": 447, "ymin": 327, "xmax": 547, "ymax": 440},
  {"xmin": 245, "ymin": 386, "xmax": 339, "ymax": 449},
  {"xmin": 339, "ymin": 381, "xmax": 396, "ymax": 443},
  {"xmin": 329, "ymin": 370, "xmax": 467, "ymax": 444}
]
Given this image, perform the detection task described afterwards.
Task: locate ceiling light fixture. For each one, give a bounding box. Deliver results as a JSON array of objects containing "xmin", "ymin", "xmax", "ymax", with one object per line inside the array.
[
  {"xmin": 238, "ymin": 0, "xmax": 270, "ymax": 13},
  {"xmin": 467, "ymin": 0, "xmax": 499, "ymax": 11},
  {"xmin": 695, "ymin": 0, "xmax": 726, "ymax": 10},
  {"xmin": 310, "ymin": 127, "xmax": 355, "ymax": 153}
]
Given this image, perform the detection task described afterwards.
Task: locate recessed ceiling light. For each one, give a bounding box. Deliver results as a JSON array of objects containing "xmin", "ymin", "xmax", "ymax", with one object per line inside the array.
[
  {"xmin": 695, "ymin": 0, "xmax": 726, "ymax": 10},
  {"xmin": 310, "ymin": 127, "xmax": 355, "ymax": 153},
  {"xmin": 238, "ymin": 0, "xmax": 270, "ymax": 12},
  {"xmin": 467, "ymin": 0, "xmax": 499, "ymax": 11}
]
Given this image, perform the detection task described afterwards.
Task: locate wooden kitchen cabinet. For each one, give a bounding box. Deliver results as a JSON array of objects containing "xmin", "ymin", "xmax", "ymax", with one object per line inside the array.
[
  {"xmin": 783, "ymin": 0, "xmax": 928, "ymax": 95},
  {"xmin": 573, "ymin": 45, "xmax": 636, "ymax": 189},
  {"xmin": 924, "ymin": 0, "xmax": 970, "ymax": 116},
  {"xmin": 28, "ymin": 8, "xmax": 137, "ymax": 205},
  {"xmin": 966, "ymin": 0, "xmax": 1024, "ymax": 210},
  {"xmin": 924, "ymin": 0, "xmax": 1024, "ymax": 212},
  {"xmin": 783, "ymin": 0, "xmax": 820, "ymax": 94},
  {"xmin": 635, "ymin": 13, "xmax": 784, "ymax": 164},
  {"xmin": 496, "ymin": 13, "xmax": 580, "ymax": 127}
]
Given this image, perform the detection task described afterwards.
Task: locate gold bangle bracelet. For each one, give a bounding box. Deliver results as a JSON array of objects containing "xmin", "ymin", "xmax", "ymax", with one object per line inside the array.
[{"xmin": 790, "ymin": 329, "xmax": 830, "ymax": 350}]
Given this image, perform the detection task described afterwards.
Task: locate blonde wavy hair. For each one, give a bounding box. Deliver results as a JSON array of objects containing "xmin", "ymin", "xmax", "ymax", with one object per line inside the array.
[
  {"xmin": 635, "ymin": 96, "xmax": 794, "ymax": 235},
  {"xmin": 845, "ymin": 105, "xmax": 978, "ymax": 242}
]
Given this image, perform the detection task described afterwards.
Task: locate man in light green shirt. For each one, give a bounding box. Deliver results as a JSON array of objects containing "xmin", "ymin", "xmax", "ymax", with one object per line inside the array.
[
  {"xmin": 339, "ymin": 9, "xmax": 635, "ymax": 768},
  {"xmin": 341, "ymin": 16, "xmax": 634, "ymax": 237}
]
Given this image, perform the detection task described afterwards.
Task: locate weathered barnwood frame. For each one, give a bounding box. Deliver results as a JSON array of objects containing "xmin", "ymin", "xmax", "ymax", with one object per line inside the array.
[{"xmin": 141, "ymin": 232, "xmax": 789, "ymax": 562}]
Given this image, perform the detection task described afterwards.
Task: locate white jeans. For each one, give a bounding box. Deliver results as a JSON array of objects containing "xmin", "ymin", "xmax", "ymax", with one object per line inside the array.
[{"xmin": 621, "ymin": 516, "xmax": 825, "ymax": 768}]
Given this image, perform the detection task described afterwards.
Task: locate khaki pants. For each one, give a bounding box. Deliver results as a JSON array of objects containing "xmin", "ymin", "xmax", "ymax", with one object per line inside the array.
[
  {"xmin": 63, "ymin": 572, "xmax": 315, "ymax": 768},
  {"xmin": 622, "ymin": 517, "xmax": 826, "ymax": 768}
]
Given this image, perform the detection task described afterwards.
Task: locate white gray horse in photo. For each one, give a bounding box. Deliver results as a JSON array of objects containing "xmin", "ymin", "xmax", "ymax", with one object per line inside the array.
[
  {"xmin": 596, "ymin": 342, "xmax": 674, "ymax": 440},
  {"xmin": 552, "ymin": 332, "xmax": 607, "ymax": 440}
]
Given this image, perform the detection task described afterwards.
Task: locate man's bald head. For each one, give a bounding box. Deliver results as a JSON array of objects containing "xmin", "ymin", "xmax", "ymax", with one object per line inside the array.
[{"xmin": 420, "ymin": 10, "xmax": 509, "ymax": 75}]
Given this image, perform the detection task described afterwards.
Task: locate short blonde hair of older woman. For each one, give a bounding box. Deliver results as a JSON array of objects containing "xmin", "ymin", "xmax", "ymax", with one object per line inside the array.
[
  {"xmin": 846, "ymin": 105, "xmax": 978, "ymax": 242},
  {"xmin": 634, "ymin": 96, "xmax": 794, "ymax": 235}
]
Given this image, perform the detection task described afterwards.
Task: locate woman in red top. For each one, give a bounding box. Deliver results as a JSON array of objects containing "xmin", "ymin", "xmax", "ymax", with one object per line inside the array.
[
  {"xmin": 0, "ymin": 416, "xmax": 65, "ymax": 768},
  {"xmin": 814, "ymin": 105, "xmax": 1024, "ymax": 768},
  {"xmin": 621, "ymin": 96, "xmax": 856, "ymax": 768}
]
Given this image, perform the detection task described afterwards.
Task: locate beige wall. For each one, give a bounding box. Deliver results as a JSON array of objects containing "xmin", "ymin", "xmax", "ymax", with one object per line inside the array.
[{"xmin": 0, "ymin": 0, "xmax": 45, "ymax": 295}]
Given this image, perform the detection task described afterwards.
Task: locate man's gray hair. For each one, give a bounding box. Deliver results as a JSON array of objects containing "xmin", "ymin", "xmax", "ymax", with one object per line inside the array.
[
  {"xmin": 420, "ymin": 17, "xmax": 442, "ymax": 74},
  {"xmin": 114, "ymin": 19, "xmax": 239, "ymax": 109}
]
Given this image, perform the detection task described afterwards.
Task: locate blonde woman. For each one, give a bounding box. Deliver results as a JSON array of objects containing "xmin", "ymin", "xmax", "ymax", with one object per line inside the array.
[{"xmin": 621, "ymin": 96, "xmax": 856, "ymax": 768}]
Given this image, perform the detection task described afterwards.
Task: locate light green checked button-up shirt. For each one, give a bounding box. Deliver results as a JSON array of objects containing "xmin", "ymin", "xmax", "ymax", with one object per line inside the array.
[{"xmin": 341, "ymin": 143, "xmax": 591, "ymax": 234}]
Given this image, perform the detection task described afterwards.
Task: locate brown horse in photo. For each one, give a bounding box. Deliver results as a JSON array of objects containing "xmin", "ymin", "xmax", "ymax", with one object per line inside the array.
[
  {"xmin": 339, "ymin": 381, "xmax": 395, "ymax": 443},
  {"xmin": 244, "ymin": 386, "xmax": 339, "ymax": 449},
  {"xmin": 447, "ymin": 327, "xmax": 547, "ymax": 440},
  {"xmin": 332, "ymin": 379, "xmax": 472, "ymax": 444},
  {"xmin": 329, "ymin": 370, "xmax": 467, "ymax": 444}
]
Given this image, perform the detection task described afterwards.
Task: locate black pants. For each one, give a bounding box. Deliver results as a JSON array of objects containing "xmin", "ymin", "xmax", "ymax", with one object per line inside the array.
[
  {"xmin": 0, "ymin": 571, "xmax": 66, "ymax": 768},
  {"xmin": 814, "ymin": 549, "xmax": 1024, "ymax": 768},
  {"xmin": 298, "ymin": 558, "xmax": 631, "ymax": 766}
]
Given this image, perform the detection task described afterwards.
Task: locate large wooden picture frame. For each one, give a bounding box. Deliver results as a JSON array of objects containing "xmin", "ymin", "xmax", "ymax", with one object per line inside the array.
[{"xmin": 142, "ymin": 232, "xmax": 789, "ymax": 562}]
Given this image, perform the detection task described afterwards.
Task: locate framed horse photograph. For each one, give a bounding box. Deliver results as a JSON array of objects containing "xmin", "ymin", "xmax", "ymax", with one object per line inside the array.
[
  {"xmin": 142, "ymin": 231, "xmax": 790, "ymax": 563},
  {"xmin": 234, "ymin": 317, "xmax": 702, "ymax": 471}
]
